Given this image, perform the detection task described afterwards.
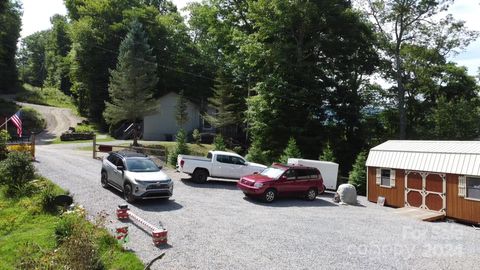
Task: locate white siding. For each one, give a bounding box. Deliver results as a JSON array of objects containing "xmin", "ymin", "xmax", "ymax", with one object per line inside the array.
[
  {"xmin": 143, "ymin": 92, "xmax": 201, "ymax": 141},
  {"xmin": 366, "ymin": 140, "xmax": 480, "ymax": 177}
]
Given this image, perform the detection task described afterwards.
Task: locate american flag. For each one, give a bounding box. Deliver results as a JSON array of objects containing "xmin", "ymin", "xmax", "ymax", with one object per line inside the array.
[{"xmin": 10, "ymin": 110, "xmax": 22, "ymax": 138}]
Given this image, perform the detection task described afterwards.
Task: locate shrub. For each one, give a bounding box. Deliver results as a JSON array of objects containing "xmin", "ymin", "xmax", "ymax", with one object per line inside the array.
[
  {"xmin": 40, "ymin": 181, "xmax": 63, "ymax": 213},
  {"xmin": 233, "ymin": 146, "xmax": 243, "ymax": 155},
  {"xmin": 21, "ymin": 107, "xmax": 46, "ymax": 134},
  {"xmin": 213, "ymin": 134, "xmax": 226, "ymax": 151},
  {"xmin": 168, "ymin": 129, "xmax": 190, "ymax": 165},
  {"xmin": 319, "ymin": 142, "xmax": 336, "ymax": 162},
  {"xmin": 192, "ymin": 129, "xmax": 201, "ymax": 145},
  {"xmin": 245, "ymin": 139, "xmax": 271, "ymax": 165},
  {"xmin": 0, "ymin": 130, "xmax": 10, "ymax": 160},
  {"xmin": 349, "ymin": 151, "xmax": 367, "ymax": 195},
  {"xmin": 55, "ymin": 213, "xmax": 82, "ymax": 244},
  {"xmin": 0, "ymin": 152, "xmax": 35, "ymax": 196},
  {"xmin": 279, "ymin": 137, "xmax": 302, "ymax": 164}
]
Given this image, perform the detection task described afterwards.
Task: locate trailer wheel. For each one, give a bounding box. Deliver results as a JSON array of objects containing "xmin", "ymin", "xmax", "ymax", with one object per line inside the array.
[{"xmin": 193, "ymin": 169, "xmax": 208, "ymax": 183}]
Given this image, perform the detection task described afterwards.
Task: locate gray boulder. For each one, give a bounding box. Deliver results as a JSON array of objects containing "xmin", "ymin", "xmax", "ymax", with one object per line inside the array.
[{"xmin": 336, "ymin": 184, "xmax": 357, "ymax": 205}]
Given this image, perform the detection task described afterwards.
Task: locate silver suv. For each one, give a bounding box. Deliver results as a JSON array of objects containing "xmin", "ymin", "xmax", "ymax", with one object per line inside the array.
[{"xmin": 101, "ymin": 151, "xmax": 173, "ymax": 202}]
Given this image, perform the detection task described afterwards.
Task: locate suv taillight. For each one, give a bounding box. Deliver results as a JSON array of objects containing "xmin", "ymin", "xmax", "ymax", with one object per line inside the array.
[{"xmin": 180, "ymin": 160, "xmax": 185, "ymax": 168}]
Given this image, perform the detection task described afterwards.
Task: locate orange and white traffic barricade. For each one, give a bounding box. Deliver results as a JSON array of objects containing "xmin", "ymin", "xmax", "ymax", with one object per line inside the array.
[{"xmin": 116, "ymin": 204, "xmax": 168, "ymax": 246}]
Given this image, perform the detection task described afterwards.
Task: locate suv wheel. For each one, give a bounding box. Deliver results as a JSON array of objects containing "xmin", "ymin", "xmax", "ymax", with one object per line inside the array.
[
  {"xmin": 306, "ymin": 188, "xmax": 318, "ymax": 201},
  {"xmin": 101, "ymin": 171, "xmax": 109, "ymax": 188},
  {"xmin": 193, "ymin": 169, "xmax": 208, "ymax": 183},
  {"xmin": 124, "ymin": 183, "xmax": 135, "ymax": 203},
  {"xmin": 264, "ymin": 189, "xmax": 276, "ymax": 203}
]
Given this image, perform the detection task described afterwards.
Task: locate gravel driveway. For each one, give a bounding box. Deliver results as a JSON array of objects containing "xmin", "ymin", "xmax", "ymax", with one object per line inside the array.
[{"xmin": 34, "ymin": 143, "xmax": 480, "ymax": 270}]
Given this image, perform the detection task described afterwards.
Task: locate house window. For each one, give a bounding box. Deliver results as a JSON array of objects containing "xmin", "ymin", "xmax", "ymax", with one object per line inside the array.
[
  {"xmin": 381, "ymin": 169, "xmax": 391, "ymax": 187},
  {"xmin": 466, "ymin": 177, "xmax": 480, "ymax": 200}
]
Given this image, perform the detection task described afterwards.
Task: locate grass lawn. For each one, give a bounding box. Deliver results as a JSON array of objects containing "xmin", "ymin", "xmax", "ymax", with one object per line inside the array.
[{"xmin": 0, "ymin": 179, "xmax": 144, "ymax": 269}]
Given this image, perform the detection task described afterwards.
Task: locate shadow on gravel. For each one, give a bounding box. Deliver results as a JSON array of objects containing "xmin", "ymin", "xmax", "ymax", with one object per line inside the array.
[
  {"xmin": 135, "ymin": 199, "xmax": 183, "ymax": 212},
  {"xmin": 36, "ymin": 130, "xmax": 57, "ymax": 145},
  {"xmin": 180, "ymin": 178, "xmax": 238, "ymax": 190},
  {"xmin": 243, "ymin": 196, "xmax": 338, "ymax": 208}
]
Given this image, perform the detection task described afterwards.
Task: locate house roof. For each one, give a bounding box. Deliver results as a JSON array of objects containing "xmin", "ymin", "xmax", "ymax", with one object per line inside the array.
[{"xmin": 366, "ymin": 140, "xmax": 480, "ymax": 176}]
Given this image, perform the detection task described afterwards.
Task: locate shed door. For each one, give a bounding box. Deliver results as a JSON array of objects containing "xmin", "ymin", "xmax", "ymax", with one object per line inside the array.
[{"xmin": 405, "ymin": 171, "xmax": 446, "ymax": 213}]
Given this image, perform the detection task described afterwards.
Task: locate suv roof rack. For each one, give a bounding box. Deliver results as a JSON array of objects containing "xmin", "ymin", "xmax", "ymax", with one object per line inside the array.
[{"xmin": 116, "ymin": 151, "xmax": 147, "ymax": 158}]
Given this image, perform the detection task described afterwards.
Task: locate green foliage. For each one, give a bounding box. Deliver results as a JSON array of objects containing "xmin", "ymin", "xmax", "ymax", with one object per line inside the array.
[
  {"xmin": 168, "ymin": 129, "xmax": 190, "ymax": 165},
  {"xmin": 192, "ymin": 128, "xmax": 201, "ymax": 145},
  {"xmin": 20, "ymin": 107, "xmax": 47, "ymax": 134},
  {"xmin": 279, "ymin": 137, "xmax": 302, "ymax": 164},
  {"xmin": 0, "ymin": 130, "xmax": 10, "ymax": 160},
  {"xmin": 213, "ymin": 134, "xmax": 226, "ymax": 151},
  {"xmin": 175, "ymin": 90, "xmax": 189, "ymax": 127},
  {"xmin": 17, "ymin": 31, "xmax": 49, "ymax": 87},
  {"xmin": 74, "ymin": 123, "xmax": 95, "ymax": 133},
  {"xmin": 245, "ymin": 139, "xmax": 271, "ymax": 165},
  {"xmin": 45, "ymin": 14, "xmax": 72, "ymax": 93},
  {"xmin": 319, "ymin": 142, "xmax": 336, "ymax": 162},
  {"xmin": 0, "ymin": 0, "xmax": 21, "ymax": 92},
  {"xmin": 17, "ymin": 84, "xmax": 76, "ymax": 111},
  {"xmin": 429, "ymin": 97, "xmax": 480, "ymax": 140},
  {"xmin": 348, "ymin": 151, "xmax": 367, "ymax": 196},
  {"xmin": 233, "ymin": 146, "xmax": 243, "ymax": 155},
  {"xmin": 103, "ymin": 20, "xmax": 159, "ymax": 126},
  {"xmin": 0, "ymin": 152, "xmax": 36, "ymax": 197}
]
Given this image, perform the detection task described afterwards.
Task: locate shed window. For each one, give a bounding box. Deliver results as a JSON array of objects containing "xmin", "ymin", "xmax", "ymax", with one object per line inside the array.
[
  {"xmin": 466, "ymin": 177, "xmax": 480, "ymax": 200},
  {"xmin": 381, "ymin": 169, "xmax": 391, "ymax": 187}
]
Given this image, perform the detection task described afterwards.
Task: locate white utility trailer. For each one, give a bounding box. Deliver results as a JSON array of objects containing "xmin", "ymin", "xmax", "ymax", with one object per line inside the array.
[{"xmin": 287, "ymin": 158, "xmax": 339, "ymax": 190}]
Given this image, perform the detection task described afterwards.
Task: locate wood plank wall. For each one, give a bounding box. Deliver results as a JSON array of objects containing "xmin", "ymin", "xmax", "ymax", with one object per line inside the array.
[
  {"xmin": 446, "ymin": 174, "xmax": 480, "ymax": 224},
  {"xmin": 367, "ymin": 167, "xmax": 405, "ymax": 208}
]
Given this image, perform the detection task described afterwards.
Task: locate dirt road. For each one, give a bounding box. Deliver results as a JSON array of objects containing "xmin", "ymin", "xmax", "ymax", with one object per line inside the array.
[{"xmin": 18, "ymin": 102, "xmax": 84, "ymax": 144}]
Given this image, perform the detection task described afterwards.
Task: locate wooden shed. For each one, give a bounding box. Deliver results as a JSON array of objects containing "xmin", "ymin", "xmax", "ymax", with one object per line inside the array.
[{"xmin": 366, "ymin": 140, "xmax": 480, "ymax": 224}]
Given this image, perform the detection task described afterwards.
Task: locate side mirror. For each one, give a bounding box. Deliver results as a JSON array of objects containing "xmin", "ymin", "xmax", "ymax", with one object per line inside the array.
[
  {"xmin": 253, "ymin": 171, "xmax": 259, "ymax": 175},
  {"xmin": 280, "ymin": 175, "xmax": 287, "ymax": 181},
  {"xmin": 158, "ymin": 165, "xmax": 163, "ymax": 170},
  {"xmin": 117, "ymin": 165, "xmax": 124, "ymax": 171}
]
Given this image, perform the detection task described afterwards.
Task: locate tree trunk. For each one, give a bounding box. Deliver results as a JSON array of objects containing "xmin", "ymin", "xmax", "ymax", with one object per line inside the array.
[
  {"xmin": 396, "ymin": 53, "xmax": 406, "ymax": 139},
  {"xmin": 132, "ymin": 123, "xmax": 139, "ymax": 147}
]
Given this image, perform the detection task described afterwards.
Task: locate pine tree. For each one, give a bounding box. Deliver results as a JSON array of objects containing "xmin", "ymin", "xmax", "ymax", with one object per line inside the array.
[
  {"xmin": 192, "ymin": 129, "xmax": 201, "ymax": 145},
  {"xmin": 175, "ymin": 90, "xmax": 189, "ymax": 128},
  {"xmin": 204, "ymin": 70, "xmax": 246, "ymax": 135},
  {"xmin": 169, "ymin": 129, "xmax": 190, "ymax": 165},
  {"xmin": 246, "ymin": 138, "xmax": 271, "ymax": 165},
  {"xmin": 319, "ymin": 142, "xmax": 336, "ymax": 162},
  {"xmin": 103, "ymin": 20, "xmax": 159, "ymax": 146},
  {"xmin": 213, "ymin": 134, "xmax": 226, "ymax": 151},
  {"xmin": 349, "ymin": 151, "xmax": 367, "ymax": 195},
  {"xmin": 279, "ymin": 137, "xmax": 302, "ymax": 164}
]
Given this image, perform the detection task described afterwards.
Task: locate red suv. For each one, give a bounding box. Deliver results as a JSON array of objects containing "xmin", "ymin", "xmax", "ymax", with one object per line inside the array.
[{"xmin": 237, "ymin": 163, "xmax": 325, "ymax": 202}]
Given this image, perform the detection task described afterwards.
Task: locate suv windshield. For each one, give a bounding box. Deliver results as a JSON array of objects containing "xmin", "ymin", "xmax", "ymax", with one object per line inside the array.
[
  {"xmin": 260, "ymin": 167, "xmax": 285, "ymax": 179},
  {"xmin": 126, "ymin": 159, "xmax": 160, "ymax": 172}
]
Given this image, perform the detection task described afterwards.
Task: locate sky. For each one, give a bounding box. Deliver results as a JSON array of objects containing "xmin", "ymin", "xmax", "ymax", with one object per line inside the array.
[{"xmin": 19, "ymin": 0, "xmax": 480, "ymax": 76}]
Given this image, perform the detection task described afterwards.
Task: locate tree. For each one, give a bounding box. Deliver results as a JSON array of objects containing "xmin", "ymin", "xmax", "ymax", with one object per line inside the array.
[
  {"xmin": 169, "ymin": 129, "xmax": 190, "ymax": 165},
  {"xmin": 175, "ymin": 90, "xmax": 188, "ymax": 127},
  {"xmin": 192, "ymin": 129, "xmax": 201, "ymax": 145},
  {"xmin": 103, "ymin": 21, "xmax": 159, "ymax": 146},
  {"xmin": 364, "ymin": 0, "xmax": 477, "ymax": 139},
  {"xmin": 45, "ymin": 14, "xmax": 72, "ymax": 93},
  {"xmin": 279, "ymin": 137, "xmax": 302, "ymax": 164},
  {"xmin": 0, "ymin": 0, "xmax": 21, "ymax": 93},
  {"xmin": 17, "ymin": 31, "xmax": 49, "ymax": 87},
  {"xmin": 319, "ymin": 142, "xmax": 336, "ymax": 162},
  {"xmin": 213, "ymin": 134, "xmax": 226, "ymax": 151},
  {"xmin": 349, "ymin": 151, "xmax": 367, "ymax": 196}
]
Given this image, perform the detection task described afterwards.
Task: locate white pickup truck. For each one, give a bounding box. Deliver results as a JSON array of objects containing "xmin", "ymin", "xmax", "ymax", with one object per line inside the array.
[{"xmin": 177, "ymin": 151, "xmax": 267, "ymax": 183}]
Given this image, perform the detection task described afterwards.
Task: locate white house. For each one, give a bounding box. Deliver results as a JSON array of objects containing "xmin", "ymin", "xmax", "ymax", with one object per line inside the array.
[{"xmin": 143, "ymin": 92, "xmax": 213, "ymax": 141}]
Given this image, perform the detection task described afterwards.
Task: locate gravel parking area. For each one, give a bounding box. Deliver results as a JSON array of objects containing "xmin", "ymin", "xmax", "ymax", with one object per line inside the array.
[{"xmin": 35, "ymin": 143, "xmax": 480, "ymax": 270}]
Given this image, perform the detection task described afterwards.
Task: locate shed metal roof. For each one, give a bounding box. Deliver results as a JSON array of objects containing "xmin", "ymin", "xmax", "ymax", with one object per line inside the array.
[{"xmin": 366, "ymin": 140, "xmax": 480, "ymax": 176}]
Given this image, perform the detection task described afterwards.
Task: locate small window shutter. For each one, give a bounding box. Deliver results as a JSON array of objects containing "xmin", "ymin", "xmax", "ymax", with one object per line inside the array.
[
  {"xmin": 458, "ymin": 176, "xmax": 466, "ymax": 197},
  {"xmin": 376, "ymin": 168, "xmax": 381, "ymax": 185},
  {"xmin": 390, "ymin": 169, "xmax": 396, "ymax": 187}
]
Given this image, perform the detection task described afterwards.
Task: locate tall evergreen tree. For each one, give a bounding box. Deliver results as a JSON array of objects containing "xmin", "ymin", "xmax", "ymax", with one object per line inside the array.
[
  {"xmin": 279, "ymin": 137, "xmax": 302, "ymax": 164},
  {"xmin": 319, "ymin": 142, "xmax": 336, "ymax": 162},
  {"xmin": 103, "ymin": 20, "xmax": 159, "ymax": 146},
  {"xmin": 349, "ymin": 151, "xmax": 367, "ymax": 195}
]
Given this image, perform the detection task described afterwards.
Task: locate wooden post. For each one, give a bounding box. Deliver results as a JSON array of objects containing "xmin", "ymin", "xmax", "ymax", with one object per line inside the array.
[
  {"xmin": 93, "ymin": 134, "xmax": 97, "ymax": 159},
  {"xmin": 31, "ymin": 132, "xmax": 35, "ymax": 160}
]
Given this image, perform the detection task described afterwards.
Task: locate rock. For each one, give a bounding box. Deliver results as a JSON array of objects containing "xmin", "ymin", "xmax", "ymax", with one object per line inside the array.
[
  {"xmin": 336, "ymin": 183, "xmax": 357, "ymax": 205},
  {"xmin": 60, "ymin": 132, "xmax": 94, "ymax": 141}
]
